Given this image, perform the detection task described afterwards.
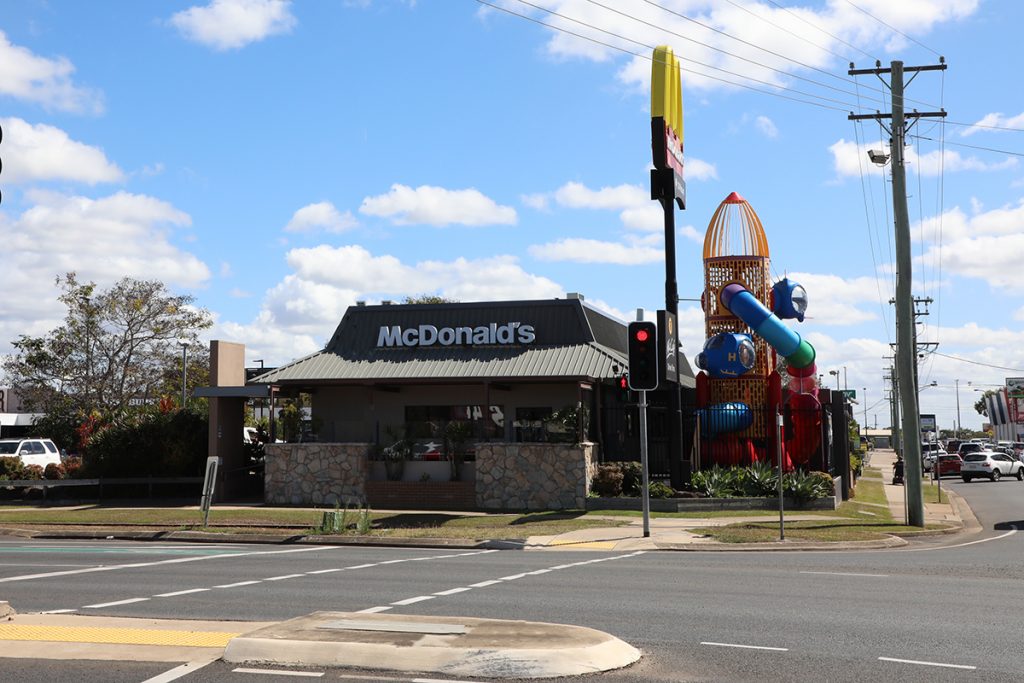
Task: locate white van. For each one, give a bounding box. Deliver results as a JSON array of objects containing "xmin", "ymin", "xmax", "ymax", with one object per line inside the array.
[{"xmin": 0, "ymin": 438, "xmax": 63, "ymax": 469}]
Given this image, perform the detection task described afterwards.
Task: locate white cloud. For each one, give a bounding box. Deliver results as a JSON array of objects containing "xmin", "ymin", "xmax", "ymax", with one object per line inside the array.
[
  {"xmin": 0, "ymin": 117, "xmax": 123, "ymax": 184},
  {"xmin": 755, "ymin": 115, "xmax": 778, "ymax": 139},
  {"xmin": 284, "ymin": 201, "xmax": 358, "ymax": 233},
  {"xmin": 359, "ymin": 184, "xmax": 517, "ymax": 226},
  {"xmin": 685, "ymin": 158, "xmax": 718, "ymax": 181},
  {"xmin": 0, "ymin": 191, "xmax": 209, "ymax": 355},
  {"xmin": 169, "ymin": 0, "xmax": 296, "ymax": 50},
  {"xmin": 0, "ymin": 31, "xmax": 103, "ymax": 114},
  {"xmin": 529, "ymin": 238, "xmax": 662, "ymax": 265},
  {"xmin": 521, "ymin": 193, "xmax": 550, "ymax": 210},
  {"xmin": 785, "ymin": 272, "xmax": 882, "ymax": 326},
  {"xmin": 553, "ymin": 181, "xmax": 647, "ymax": 210},
  {"xmin": 829, "ymin": 138, "xmax": 1015, "ymax": 179},
  {"xmin": 961, "ymin": 111, "xmax": 1024, "ymax": 137},
  {"xmin": 920, "ymin": 233, "xmax": 1024, "ymax": 289}
]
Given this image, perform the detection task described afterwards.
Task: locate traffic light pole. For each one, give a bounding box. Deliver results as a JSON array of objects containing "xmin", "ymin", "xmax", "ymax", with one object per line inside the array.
[{"xmin": 639, "ymin": 389, "xmax": 651, "ymax": 538}]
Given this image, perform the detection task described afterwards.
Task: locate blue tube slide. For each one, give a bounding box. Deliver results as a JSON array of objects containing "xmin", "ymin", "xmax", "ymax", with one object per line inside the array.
[{"xmin": 720, "ymin": 283, "xmax": 815, "ymax": 369}]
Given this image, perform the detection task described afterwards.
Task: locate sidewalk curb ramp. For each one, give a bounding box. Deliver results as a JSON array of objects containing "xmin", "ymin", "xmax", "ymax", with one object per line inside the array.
[{"xmin": 223, "ymin": 611, "xmax": 641, "ymax": 679}]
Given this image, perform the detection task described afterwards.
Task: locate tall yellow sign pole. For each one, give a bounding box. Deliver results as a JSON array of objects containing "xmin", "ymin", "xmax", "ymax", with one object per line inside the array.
[{"xmin": 649, "ymin": 45, "xmax": 687, "ymax": 487}]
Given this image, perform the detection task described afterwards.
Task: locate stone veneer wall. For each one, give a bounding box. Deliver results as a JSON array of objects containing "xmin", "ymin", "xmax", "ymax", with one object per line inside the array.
[
  {"xmin": 475, "ymin": 442, "xmax": 596, "ymax": 510},
  {"xmin": 265, "ymin": 443, "xmax": 369, "ymax": 506}
]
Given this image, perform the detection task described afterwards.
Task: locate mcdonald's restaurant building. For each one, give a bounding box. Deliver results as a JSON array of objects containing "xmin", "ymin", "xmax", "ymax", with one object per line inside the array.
[{"xmin": 201, "ymin": 295, "xmax": 695, "ymax": 511}]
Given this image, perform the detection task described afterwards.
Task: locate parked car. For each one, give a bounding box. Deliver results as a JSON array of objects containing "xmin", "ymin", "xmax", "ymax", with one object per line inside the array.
[
  {"xmin": 945, "ymin": 439, "xmax": 962, "ymax": 454},
  {"xmin": 0, "ymin": 438, "xmax": 63, "ymax": 469},
  {"xmin": 931, "ymin": 454, "xmax": 962, "ymax": 479},
  {"xmin": 921, "ymin": 443, "xmax": 943, "ymax": 472},
  {"xmin": 957, "ymin": 442, "xmax": 985, "ymax": 458},
  {"xmin": 960, "ymin": 451, "xmax": 1024, "ymax": 482}
]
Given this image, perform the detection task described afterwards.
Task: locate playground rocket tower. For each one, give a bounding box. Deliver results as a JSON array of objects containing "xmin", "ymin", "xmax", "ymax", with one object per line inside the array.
[{"xmin": 695, "ymin": 192, "xmax": 821, "ymax": 468}]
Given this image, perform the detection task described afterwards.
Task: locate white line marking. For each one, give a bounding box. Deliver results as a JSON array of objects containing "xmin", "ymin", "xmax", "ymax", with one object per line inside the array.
[
  {"xmin": 701, "ymin": 641, "xmax": 789, "ymax": 652},
  {"xmin": 82, "ymin": 597, "xmax": 151, "ymax": 608},
  {"xmin": 379, "ymin": 559, "xmax": 406, "ymax": 565},
  {"xmin": 346, "ymin": 563, "xmax": 377, "ymax": 569},
  {"xmin": 356, "ymin": 606, "xmax": 392, "ymax": 613},
  {"xmin": 232, "ymin": 668, "xmax": 323, "ymax": 678},
  {"xmin": 391, "ymin": 595, "xmax": 435, "ymax": 606},
  {"xmin": 548, "ymin": 564, "xmax": 573, "ymax": 570},
  {"xmin": 434, "ymin": 587, "xmax": 472, "ymax": 596},
  {"xmin": 916, "ymin": 527, "xmax": 1018, "ymax": 551},
  {"xmin": 879, "ymin": 656, "xmax": 976, "ymax": 670},
  {"xmin": 469, "ymin": 579, "xmax": 502, "ymax": 588},
  {"xmin": 40, "ymin": 608, "xmax": 77, "ymax": 614},
  {"xmin": 215, "ymin": 580, "xmax": 261, "ymax": 588},
  {"xmin": 155, "ymin": 588, "xmax": 210, "ymax": 597},
  {"xmin": 264, "ymin": 574, "xmax": 305, "ymax": 581},
  {"xmin": 0, "ymin": 545, "xmax": 336, "ymax": 583},
  {"xmin": 142, "ymin": 660, "xmax": 215, "ymax": 683},
  {"xmin": 800, "ymin": 571, "xmax": 890, "ymax": 578},
  {"xmin": 498, "ymin": 573, "xmax": 527, "ymax": 581},
  {"xmin": 526, "ymin": 569, "xmax": 551, "ymax": 575},
  {"xmin": 307, "ymin": 568, "xmax": 344, "ymax": 575}
]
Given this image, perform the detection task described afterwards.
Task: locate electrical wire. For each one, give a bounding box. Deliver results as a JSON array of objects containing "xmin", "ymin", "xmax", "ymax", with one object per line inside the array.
[
  {"xmin": 764, "ymin": 0, "xmax": 877, "ymax": 62},
  {"xmin": 941, "ymin": 119, "xmax": 1024, "ymax": 133},
  {"xmin": 476, "ymin": 0, "xmax": 857, "ymax": 113},
  {"xmin": 843, "ymin": 0, "xmax": 942, "ymax": 58},
  {"xmin": 909, "ymin": 135, "xmax": 1024, "ymax": 158},
  {"xmin": 932, "ymin": 352, "xmax": 1024, "ymax": 373},
  {"xmin": 720, "ymin": 0, "xmax": 851, "ymax": 63},
  {"xmin": 582, "ymin": 0, "xmax": 889, "ymax": 107}
]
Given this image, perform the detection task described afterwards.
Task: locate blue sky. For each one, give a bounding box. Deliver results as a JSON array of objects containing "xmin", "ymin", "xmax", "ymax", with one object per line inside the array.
[{"xmin": 2, "ymin": 0, "xmax": 1023, "ymax": 431}]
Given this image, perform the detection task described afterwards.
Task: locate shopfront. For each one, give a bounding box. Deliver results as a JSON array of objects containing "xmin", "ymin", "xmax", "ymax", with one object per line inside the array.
[{"xmin": 211, "ymin": 295, "xmax": 695, "ymax": 510}]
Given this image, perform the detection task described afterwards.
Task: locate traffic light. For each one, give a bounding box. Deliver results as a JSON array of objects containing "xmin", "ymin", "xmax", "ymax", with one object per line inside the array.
[
  {"xmin": 618, "ymin": 373, "xmax": 631, "ymax": 402},
  {"xmin": 627, "ymin": 321, "xmax": 659, "ymax": 390}
]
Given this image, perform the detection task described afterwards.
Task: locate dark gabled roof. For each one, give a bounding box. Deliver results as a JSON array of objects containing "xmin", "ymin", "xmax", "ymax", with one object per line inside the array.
[{"xmin": 250, "ymin": 297, "xmax": 696, "ymax": 387}]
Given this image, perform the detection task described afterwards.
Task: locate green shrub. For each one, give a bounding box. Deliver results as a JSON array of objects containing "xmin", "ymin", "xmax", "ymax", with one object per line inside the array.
[
  {"xmin": 783, "ymin": 470, "xmax": 833, "ymax": 507},
  {"xmin": 22, "ymin": 465, "xmax": 44, "ymax": 481},
  {"xmin": 85, "ymin": 408, "xmax": 208, "ymax": 477},
  {"xmin": 591, "ymin": 463, "xmax": 624, "ymax": 497},
  {"xmin": 691, "ymin": 465, "xmax": 742, "ymax": 498},
  {"xmin": 0, "ymin": 456, "xmax": 24, "ymax": 480},
  {"xmin": 615, "ymin": 461, "xmax": 643, "ymax": 496},
  {"xmin": 648, "ymin": 481, "xmax": 675, "ymax": 498},
  {"xmin": 740, "ymin": 460, "xmax": 778, "ymax": 497}
]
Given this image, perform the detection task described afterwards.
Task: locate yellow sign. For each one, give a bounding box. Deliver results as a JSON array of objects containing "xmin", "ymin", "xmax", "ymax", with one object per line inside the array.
[{"xmin": 651, "ymin": 46, "xmax": 683, "ymax": 145}]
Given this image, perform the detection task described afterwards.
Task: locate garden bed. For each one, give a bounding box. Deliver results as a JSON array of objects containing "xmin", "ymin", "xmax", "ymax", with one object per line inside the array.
[{"xmin": 586, "ymin": 493, "xmax": 839, "ymax": 513}]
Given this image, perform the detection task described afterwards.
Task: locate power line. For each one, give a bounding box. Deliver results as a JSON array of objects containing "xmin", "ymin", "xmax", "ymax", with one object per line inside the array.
[
  {"xmin": 941, "ymin": 119, "xmax": 1024, "ymax": 133},
  {"xmin": 476, "ymin": 0, "xmax": 855, "ymax": 113},
  {"xmin": 932, "ymin": 351, "xmax": 1024, "ymax": 373},
  {"xmin": 572, "ymin": 0, "xmax": 887, "ymax": 109},
  {"xmin": 910, "ymin": 135, "xmax": 1024, "ymax": 158},
  {"xmin": 844, "ymin": 0, "xmax": 942, "ymax": 58},
  {"xmin": 765, "ymin": 0, "xmax": 877, "ymax": 62}
]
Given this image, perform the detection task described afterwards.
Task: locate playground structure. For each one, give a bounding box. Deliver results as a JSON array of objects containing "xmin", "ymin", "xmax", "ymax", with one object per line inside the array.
[{"xmin": 694, "ymin": 192, "xmax": 822, "ymax": 469}]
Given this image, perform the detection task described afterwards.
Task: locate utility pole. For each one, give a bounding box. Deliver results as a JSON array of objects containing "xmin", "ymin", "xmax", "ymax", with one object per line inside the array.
[
  {"xmin": 851, "ymin": 59, "xmax": 946, "ymax": 528},
  {"xmin": 955, "ymin": 378, "xmax": 961, "ymax": 440},
  {"xmin": 884, "ymin": 362, "xmax": 900, "ymax": 458}
]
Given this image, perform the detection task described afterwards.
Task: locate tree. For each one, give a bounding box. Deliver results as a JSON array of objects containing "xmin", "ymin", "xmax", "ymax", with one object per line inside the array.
[
  {"xmin": 402, "ymin": 294, "xmax": 458, "ymax": 304},
  {"xmin": 974, "ymin": 390, "xmax": 997, "ymax": 418},
  {"xmin": 4, "ymin": 273, "xmax": 213, "ymax": 417}
]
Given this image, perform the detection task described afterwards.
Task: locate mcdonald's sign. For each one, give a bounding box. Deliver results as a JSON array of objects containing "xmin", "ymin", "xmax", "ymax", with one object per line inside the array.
[{"xmin": 650, "ymin": 45, "xmax": 685, "ymax": 208}]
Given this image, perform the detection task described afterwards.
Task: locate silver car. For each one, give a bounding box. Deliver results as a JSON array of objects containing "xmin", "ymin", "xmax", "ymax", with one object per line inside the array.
[{"xmin": 960, "ymin": 451, "xmax": 1024, "ymax": 482}]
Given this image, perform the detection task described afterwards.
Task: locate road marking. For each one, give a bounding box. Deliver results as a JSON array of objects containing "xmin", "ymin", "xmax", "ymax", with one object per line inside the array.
[
  {"xmin": 498, "ymin": 573, "xmax": 527, "ymax": 581},
  {"xmin": 307, "ymin": 568, "xmax": 344, "ymax": 574},
  {"xmin": 0, "ymin": 624, "xmax": 238, "ymax": 647},
  {"xmin": 434, "ymin": 587, "xmax": 472, "ymax": 596},
  {"xmin": 800, "ymin": 571, "xmax": 890, "ymax": 578},
  {"xmin": 265, "ymin": 573, "xmax": 305, "ymax": 581},
  {"xmin": 82, "ymin": 597, "xmax": 151, "ymax": 608},
  {"xmin": 379, "ymin": 559, "xmax": 407, "ymax": 565},
  {"xmin": 346, "ymin": 563, "xmax": 377, "ymax": 569},
  {"xmin": 356, "ymin": 606, "xmax": 392, "ymax": 613},
  {"xmin": 879, "ymin": 656, "xmax": 976, "ymax": 670},
  {"xmin": 469, "ymin": 579, "xmax": 502, "ymax": 588},
  {"xmin": 701, "ymin": 641, "xmax": 789, "ymax": 652},
  {"xmin": 155, "ymin": 588, "xmax": 210, "ymax": 597},
  {"xmin": 215, "ymin": 580, "xmax": 262, "ymax": 588},
  {"xmin": 40, "ymin": 608, "xmax": 77, "ymax": 614},
  {"xmin": 391, "ymin": 595, "xmax": 435, "ymax": 606},
  {"xmin": 526, "ymin": 569, "xmax": 551, "ymax": 575},
  {"xmin": 232, "ymin": 668, "xmax": 323, "ymax": 678},
  {"xmin": 143, "ymin": 660, "xmax": 215, "ymax": 683},
  {"xmin": 921, "ymin": 527, "xmax": 1017, "ymax": 550},
  {"xmin": 0, "ymin": 545, "xmax": 336, "ymax": 583}
]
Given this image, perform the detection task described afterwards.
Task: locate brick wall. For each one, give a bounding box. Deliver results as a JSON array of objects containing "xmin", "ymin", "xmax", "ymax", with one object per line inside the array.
[{"xmin": 366, "ymin": 481, "xmax": 476, "ymax": 510}]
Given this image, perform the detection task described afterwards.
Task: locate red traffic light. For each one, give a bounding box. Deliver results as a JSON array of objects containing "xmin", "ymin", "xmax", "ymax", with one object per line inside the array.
[
  {"xmin": 619, "ymin": 375, "xmax": 628, "ymax": 389},
  {"xmin": 634, "ymin": 329, "xmax": 650, "ymax": 343}
]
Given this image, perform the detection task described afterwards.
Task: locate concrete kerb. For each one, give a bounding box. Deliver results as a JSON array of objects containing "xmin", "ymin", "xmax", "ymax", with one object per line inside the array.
[{"xmin": 222, "ymin": 611, "xmax": 641, "ymax": 679}]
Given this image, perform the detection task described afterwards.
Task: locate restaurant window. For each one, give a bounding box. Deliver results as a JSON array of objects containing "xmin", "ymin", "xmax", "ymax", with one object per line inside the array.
[
  {"xmin": 513, "ymin": 407, "xmax": 552, "ymax": 442},
  {"xmin": 403, "ymin": 405, "xmax": 504, "ymax": 460}
]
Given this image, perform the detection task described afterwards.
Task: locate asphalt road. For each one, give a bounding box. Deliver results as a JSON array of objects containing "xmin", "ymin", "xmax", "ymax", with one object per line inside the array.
[{"xmin": 1, "ymin": 477, "xmax": 1022, "ymax": 682}]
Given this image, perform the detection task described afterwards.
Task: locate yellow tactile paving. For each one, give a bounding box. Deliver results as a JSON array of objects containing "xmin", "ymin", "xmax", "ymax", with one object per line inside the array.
[
  {"xmin": 0, "ymin": 624, "xmax": 240, "ymax": 648},
  {"xmin": 547, "ymin": 540, "xmax": 618, "ymax": 549}
]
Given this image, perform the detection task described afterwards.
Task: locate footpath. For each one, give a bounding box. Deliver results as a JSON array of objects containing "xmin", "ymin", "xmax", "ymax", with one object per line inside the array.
[{"xmin": 0, "ymin": 451, "xmax": 976, "ymax": 679}]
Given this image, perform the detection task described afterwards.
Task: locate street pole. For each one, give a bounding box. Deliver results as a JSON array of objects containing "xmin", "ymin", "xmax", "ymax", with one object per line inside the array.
[
  {"xmin": 850, "ymin": 59, "xmax": 945, "ymax": 528},
  {"xmin": 776, "ymin": 409, "xmax": 784, "ymax": 541},
  {"xmin": 639, "ymin": 389, "xmax": 651, "ymax": 538},
  {"xmin": 180, "ymin": 342, "xmax": 189, "ymax": 409},
  {"xmin": 955, "ymin": 379, "xmax": 961, "ymax": 440},
  {"xmin": 863, "ymin": 387, "xmax": 868, "ymax": 439}
]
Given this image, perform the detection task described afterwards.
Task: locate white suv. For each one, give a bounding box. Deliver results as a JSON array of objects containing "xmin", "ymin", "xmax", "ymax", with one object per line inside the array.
[
  {"xmin": 961, "ymin": 451, "xmax": 1024, "ymax": 482},
  {"xmin": 0, "ymin": 438, "xmax": 62, "ymax": 469}
]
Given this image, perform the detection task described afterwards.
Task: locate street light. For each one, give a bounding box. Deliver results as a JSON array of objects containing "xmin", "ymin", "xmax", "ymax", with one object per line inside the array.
[
  {"xmin": 862, "ymin": 387, "xmax": 868, "ymax": 436},
  {"xmin": 955, "ymin": 379, "xmax": 961, "ymax": 440},
  {"xmin": 828, "ymin": 369, "xmax": 840, "ymax": 390},
  {"xmin": 179, "ymin": 341, "xmax": 189, "ymax": 409}
]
